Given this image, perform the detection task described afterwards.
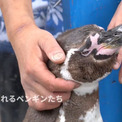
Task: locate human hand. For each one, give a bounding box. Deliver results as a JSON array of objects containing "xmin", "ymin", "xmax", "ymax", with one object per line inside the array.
[
  {"xmin": 10, "ymin": 24, "xmax": 78, "ymax": 111},
  {"xmin": 107, "ymin": 1, "xmax": 122, "ymax": 30},
  {"xmin": 0, "ymin": 0, "xmax": 79, "ymax": 111},
  {"xmin": 113, "ymin": 48, "xmax": 122, "ymax": 83},
  {"xmin": 108, "ymin": 1, "xmax": 122, "ymax": 83}
]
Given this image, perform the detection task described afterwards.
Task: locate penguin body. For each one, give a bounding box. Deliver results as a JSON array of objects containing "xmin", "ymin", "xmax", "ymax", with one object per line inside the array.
[{"xmin": 24, "ymin": 24, "xmax": 122, "ymax": 122}]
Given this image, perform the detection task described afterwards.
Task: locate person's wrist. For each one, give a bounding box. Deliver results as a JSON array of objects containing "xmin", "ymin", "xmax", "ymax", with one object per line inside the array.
[
  {"xmin": 0, "ymin": 0, "xmax": 34, "ymax": 39},
  {"xmin": 7, "ymin": 18, "xmax": 35, "ymax": 39},
  {"xmin": 7, "ymin": 20, "xmax": 38, "ymax": 51}
]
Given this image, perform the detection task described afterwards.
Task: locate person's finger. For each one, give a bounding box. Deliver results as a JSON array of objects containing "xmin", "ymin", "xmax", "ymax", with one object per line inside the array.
[
  {"xmin": 107, "ymin": 21, "xmax": 122, "ymax": 30},
  {"xmin": 39, "ymin": 30, "xmax": 65, "ymax": 64},
  {"xmin": 119, "ymin": 66, "xmax": 122, "ymax": 83},
  {"xmin": 26, "ymin": 91, "xmax": 61, "ymax": 111},
  {"xmin": 107, "ymin": 21, "xmax": 115, "ymax": 30},
  {"xmin": 31, "ymin": 61, "xmax": 79, "ymax": 92},
  {"xmin": 113, "ymin": 48, "xmax": 122, "ymax": 69},
  {"xmin": 30, "ymin": 100, "xmax": 61, "ymax": 111},
  {"xmin": 113, "ymin": 62, "xmax": 121, "ymax": 69},
  {"xmin": 107, "ymin": 1, "xmax": 122, "ymax": 30},
  {"xmin": 25, "ymin": 78, "xmax": 71, "ymax": 103}
]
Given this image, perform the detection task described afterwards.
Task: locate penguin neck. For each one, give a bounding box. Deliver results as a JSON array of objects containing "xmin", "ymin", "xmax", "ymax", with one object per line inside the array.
[
  {"xmin": 73, "ymin": 72, "xmax": 110, "ymax": 97},
  {"xmin": 57, "ymin": 75, "xmax": 112, "ymax": 122},
  {"xmin": 57, "ymin": 86, "xmax": 101, "ymax": 122},
  {"xmin": 72, "ymin": 81, "xmax": 100, "ymax": 121},
  {"xmin": 73, "ymin": 79, "xmax": 99, "ymax": 96},
  {"xmin": 57, "ymin": 83, "xmax": 101, "ymax": 122}
]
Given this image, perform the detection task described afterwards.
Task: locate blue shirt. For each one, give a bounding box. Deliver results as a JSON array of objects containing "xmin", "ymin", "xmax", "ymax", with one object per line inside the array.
[{"xmin": 0, "ymin": 0, "xmax": 64, "ymax": 52}]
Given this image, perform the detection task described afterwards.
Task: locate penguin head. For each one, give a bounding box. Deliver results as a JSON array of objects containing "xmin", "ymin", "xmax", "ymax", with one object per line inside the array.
[
  {"xmin": 79, "ymin": 24, "xmax": 122, "ymax": 61},
  {"xmin": 57, "ymin": 25, "xmax": 122, "ymax": 83},
  {"xmin": 49, "ymin": 25, "xmax": 122, "ymax": 83}
]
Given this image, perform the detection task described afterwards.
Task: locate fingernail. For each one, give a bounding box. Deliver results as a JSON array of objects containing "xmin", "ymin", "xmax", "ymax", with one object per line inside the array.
[
  {"xmin": 74, "ymin": 83, "xmax": 81, "ymax": 88},
  {"xmin": 52, "ymin": 52, "xmax": 64, "ymax": 61},
  {"xmin": 114, "ymin": 62, "xmax": 120, "ymax": 69}
]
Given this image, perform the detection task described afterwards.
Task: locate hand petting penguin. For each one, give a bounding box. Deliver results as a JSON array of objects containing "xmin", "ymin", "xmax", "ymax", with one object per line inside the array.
[{"xmin": 24, "ymin": 24, "xmax": 122, "ymax": 122}]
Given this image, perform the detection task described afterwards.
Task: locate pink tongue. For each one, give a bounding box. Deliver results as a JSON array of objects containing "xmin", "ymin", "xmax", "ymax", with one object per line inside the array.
[
  {"xmin": 83, "ymin": 33, "xmax": 118, "ymax": 56},
  {"xmin": 96, "ymin": 47, "xmax": 118, "ymax": 55},
  {"xmin": 89, "ymin": 34, "xmax": 118, "ymax": 56}
]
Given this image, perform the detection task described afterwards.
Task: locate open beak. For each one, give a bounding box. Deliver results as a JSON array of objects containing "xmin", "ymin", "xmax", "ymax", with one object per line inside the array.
[
  {"xmin": 96, "ymin": 25, "xmax": 122, "ymax": 56},
  {"xmin": 98, "ymin": 24, "xmax": 122, "ymax": 50}
]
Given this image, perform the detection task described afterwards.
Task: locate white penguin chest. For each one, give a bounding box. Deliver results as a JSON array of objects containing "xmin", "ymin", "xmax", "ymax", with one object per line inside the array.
[
  {"xmin": 58, "ymin": 102, "xmax": 103, "ymax": 122},
  {"xmin": 79, "ymin": 102, "xmax": 103, "ymax": 122}
]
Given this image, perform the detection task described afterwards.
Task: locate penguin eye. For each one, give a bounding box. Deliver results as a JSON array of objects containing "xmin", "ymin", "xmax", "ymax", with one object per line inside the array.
[{"xmin": 81, "ymin": 51, "xmax": 89, "ymax": 55}]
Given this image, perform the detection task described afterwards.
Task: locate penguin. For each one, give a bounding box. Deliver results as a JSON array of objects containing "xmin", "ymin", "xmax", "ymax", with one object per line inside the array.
[{"xmin": 8, "ymin": 24, "xmax": 122, "ymax": 122}]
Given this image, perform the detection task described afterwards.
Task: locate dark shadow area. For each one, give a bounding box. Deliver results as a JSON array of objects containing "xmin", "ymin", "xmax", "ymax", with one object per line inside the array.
[{"xmin": 0, "ymin": 47, "xmax": 28, "ymax": 122}]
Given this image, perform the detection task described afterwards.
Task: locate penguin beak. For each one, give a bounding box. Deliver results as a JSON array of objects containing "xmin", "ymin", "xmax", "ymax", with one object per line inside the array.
[
  {"xmin": 98, "ymin": 25, "xmax": 122, "ymax": 50},
  {"xmin": 80, "ymin": 25, "xmax": 122, "ymax": 58},
  {"xmin": 96, "ymin": 25, "xmax": 122, "ymax": 56},
  {"xmin": 100, "ymin": 36, "xmax": 122, "ymax": 49}
]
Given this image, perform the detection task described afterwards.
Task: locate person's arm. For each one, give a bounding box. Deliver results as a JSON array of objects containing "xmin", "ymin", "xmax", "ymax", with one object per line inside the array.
[
  {"xmin": 0, "ymin": 0, "xmax": 78, "ymax": 110},
  {"xmin": 108, "ymin": 1, "xmax": 122, "ymax": 83}
]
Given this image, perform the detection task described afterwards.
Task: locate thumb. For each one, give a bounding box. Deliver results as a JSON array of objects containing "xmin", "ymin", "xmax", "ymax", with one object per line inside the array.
[{"xmin": 40, "ymin": 31, "xmax": 65, "ymax": 64}]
